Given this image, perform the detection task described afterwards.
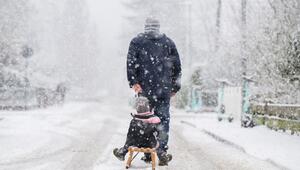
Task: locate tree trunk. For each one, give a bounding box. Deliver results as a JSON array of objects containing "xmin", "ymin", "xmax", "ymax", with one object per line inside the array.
[
  {"xmin": 215, "ymin": 0, "xmax": 222, "ymax": 51},
  {"xmin": 241, "ymin": 0, "xmax": 247, "ymax": 122}
]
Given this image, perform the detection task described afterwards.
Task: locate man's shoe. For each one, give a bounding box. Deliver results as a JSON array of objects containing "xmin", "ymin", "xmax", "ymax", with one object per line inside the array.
[
  {"xmin": 158, "ymin": 153, "xmax": 172, "ymax": 166},
  {"xmin": 141, "ymin": 155, "xmax": 152, "ymax": 163},
  {"xmin": 113, "ymin": 148, "xmax": 125, "ymax": 161}
]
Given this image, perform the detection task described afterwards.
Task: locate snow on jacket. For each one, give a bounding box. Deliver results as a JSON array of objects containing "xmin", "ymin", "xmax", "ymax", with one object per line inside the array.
[{"xmin": 127, "ymin": 32, "xmax": 182, "ymax": 99}]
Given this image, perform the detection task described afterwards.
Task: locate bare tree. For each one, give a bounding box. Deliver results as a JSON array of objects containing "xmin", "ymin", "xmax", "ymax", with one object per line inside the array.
[{"xmin": 215, "ymin": 0, "xmax": 222, "ymax": 51}]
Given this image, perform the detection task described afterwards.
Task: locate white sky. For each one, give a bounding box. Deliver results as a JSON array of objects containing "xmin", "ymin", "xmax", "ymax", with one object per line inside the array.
[
  {"xmin": 86, "ymin": 0, "xmax": 131, "ymax": 97},
  {"xmin": 87, "ymin": 0, "xmax": 124, "ymax": 45}
]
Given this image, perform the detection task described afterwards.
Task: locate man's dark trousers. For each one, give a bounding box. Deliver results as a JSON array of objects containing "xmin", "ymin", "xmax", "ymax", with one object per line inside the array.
[{"xmin": 148, "ymin": 97, "xmax": 171, "ymax": 158}]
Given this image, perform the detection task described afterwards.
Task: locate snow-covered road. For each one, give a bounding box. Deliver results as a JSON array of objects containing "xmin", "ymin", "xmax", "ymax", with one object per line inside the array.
[{"xmin": 0, "ymin": 101, "xmax": 280, "ymax": 170}]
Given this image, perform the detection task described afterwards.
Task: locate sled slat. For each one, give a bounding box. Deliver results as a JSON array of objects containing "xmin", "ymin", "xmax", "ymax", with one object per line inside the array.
[{"xmin": 126, "ymin": 147, "xmax": 156, "ymax": 170}]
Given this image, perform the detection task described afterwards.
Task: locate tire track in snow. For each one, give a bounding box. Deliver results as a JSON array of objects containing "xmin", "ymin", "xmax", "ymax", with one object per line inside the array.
[
  {"xmin": 174, "ymin": 120, "xmax": 281, "ymax": 170},
  {"xmin": 64, "ymin": 118, "xmax": 118, "ymax": 170},
  {"xmin": 167, "ymin": 125, "xmax": 220, "ymax": 170}
]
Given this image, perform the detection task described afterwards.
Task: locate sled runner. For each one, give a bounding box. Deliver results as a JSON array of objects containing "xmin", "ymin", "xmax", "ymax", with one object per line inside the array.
[{"xmin": 126, "ymin": 147, "xmax": 156, "ymax": 170}]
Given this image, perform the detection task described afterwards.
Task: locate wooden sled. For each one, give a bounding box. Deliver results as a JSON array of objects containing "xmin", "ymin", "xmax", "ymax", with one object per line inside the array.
[{"xmin": 126, "ymin": 147, "xmax": 156, "ymax": 170}]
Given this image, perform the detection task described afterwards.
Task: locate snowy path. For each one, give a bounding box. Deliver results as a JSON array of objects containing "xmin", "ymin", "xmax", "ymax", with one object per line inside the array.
[{"xmin": 0, "ymin": 101, "xmax": 280, "ymax": 170}]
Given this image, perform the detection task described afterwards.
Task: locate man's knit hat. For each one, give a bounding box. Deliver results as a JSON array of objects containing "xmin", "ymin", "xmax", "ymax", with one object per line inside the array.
[{"xmin": 144, "ymin": 17, "xmax": 160, "ymax": 33}]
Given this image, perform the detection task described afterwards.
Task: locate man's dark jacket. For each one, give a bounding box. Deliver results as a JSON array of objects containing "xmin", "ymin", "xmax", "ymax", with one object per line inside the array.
[{"xmin": 127, "ymin": 33, "xmax": 182, "ymax": 99}]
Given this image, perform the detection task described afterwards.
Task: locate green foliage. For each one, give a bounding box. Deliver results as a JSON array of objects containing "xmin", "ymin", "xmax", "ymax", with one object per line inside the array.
[
  {"xmin": 260, "ymin": 117, "xmax": 300, "ymax": 134},
  {"xmin": 255, "ymin": 116, "xmax": 265, "ymax": 125},
  {"xmin": 251, "ymin": 104, "xmax": 300, "ymax": 134}
]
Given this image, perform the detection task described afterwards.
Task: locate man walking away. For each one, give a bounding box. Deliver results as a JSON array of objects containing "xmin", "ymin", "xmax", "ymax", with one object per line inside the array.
[{"xmin": 127, "ymin": 17, "xmax": 182, "ymax": 166}]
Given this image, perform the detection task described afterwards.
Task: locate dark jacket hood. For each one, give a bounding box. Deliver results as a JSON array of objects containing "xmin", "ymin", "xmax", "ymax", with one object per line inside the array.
[{"xmin": 138, "ymin": 32, "xmax": 165, "ymax": 40}]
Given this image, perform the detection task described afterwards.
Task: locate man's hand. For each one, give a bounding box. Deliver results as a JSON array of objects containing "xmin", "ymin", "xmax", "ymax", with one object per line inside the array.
[{"xmin": 132, "ymin": 84, "xmax": 142, "ymax": 93}]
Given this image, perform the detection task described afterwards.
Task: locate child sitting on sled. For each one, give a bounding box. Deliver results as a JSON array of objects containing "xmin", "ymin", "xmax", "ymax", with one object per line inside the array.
[{"xmin": 113, "ymin": 96, "xmax": 161, "ymax": 163}]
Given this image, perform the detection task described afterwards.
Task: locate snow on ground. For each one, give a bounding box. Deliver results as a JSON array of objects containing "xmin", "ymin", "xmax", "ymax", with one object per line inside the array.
[
  {"xmin": 0, "ymin": 101, "xmax": 289, "ymax": 170},
  {"xmin": 0, "ymin": 103, "xmax": 85, "ymax": 163},
  {"xmin": 174, "ymin": 110, "xmax": 300, "ymax": 170},
  {"xmin": 0, "ymin": 101, "xmax": 116, "ymax": 170}
]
